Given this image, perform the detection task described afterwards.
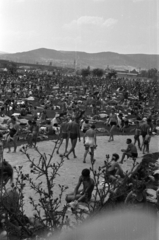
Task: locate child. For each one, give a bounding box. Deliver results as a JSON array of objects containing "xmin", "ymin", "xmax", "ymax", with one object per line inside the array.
[{"xmin": 142, "ymin": 133, "xmax": 151, "ymax": 154}]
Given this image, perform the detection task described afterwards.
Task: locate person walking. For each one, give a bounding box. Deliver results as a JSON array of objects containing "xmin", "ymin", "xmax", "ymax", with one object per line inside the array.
[
  {"xmin": 65, "ymin": 117, "xmax": 81, "ymax": 159},
  {"xmin": 108, "ymin": 108, "xmax": 118, "ymax": 142},
  {"xmin": 57, "ymin": 117, "xmax": 69, "ymax": 155},
  {"xmin": 83, "ymin": 124, "xmax": 97, "ymax": 164}
]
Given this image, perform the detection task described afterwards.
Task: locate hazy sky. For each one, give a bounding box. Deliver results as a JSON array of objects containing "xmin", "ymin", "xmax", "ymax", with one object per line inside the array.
[{"xmin": 0, "ymin": 0, "xmax": 158, "ymax": 54}]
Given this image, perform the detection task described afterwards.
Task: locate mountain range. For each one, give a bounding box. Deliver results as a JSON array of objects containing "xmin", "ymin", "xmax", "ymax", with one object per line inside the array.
[{"xmin": 0, "ymin": 48, "xmax": 158, "ymax": 70}]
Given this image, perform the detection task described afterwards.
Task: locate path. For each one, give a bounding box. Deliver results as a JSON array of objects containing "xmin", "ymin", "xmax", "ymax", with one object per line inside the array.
[{"xmin": 3, "ymin": 135, "xmax": 159, "ymax": 217}]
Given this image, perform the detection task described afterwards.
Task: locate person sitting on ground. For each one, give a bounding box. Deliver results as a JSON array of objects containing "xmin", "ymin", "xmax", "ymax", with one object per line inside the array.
[
  {"xmin": 120, "ymin": 138, "xmax": 138, "ymax": 164},
  {"xmin": 65, "ymin": 168, "xmax": 94, "ymax": 203},
  {"xmin": 107, "ymin": 153, "xmax": 125, "ymax": 180}
]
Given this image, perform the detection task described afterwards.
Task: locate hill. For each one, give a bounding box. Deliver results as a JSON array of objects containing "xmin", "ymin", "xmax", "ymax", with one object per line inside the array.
[{"xmin": 0, "ymin": 48, "xmax": 158, "ymax": 70}]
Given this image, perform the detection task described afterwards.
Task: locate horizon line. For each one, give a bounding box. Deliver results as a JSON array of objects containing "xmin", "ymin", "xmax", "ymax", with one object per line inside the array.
[{"xmin": 1, "ymin": 47, "xmax": 159, "ymax": 56}]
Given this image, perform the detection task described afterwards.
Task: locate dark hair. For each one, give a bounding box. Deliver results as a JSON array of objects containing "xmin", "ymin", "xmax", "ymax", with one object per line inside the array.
[
  {"xmin": 0, "ymin": 160, "xmax": 13, "ymax": 182},
  {"xmin": 82, "ymin": 169, "xmax": 90, "ymax": 177},
  {"xmin": 127, "ymin": 138, "xmax": 132, "ymax": 143},
  {"xmin": 147, "ymin": 118, "xmax": 151, "ymax": 123},
  {"xmin": 91, "ymin": 124, "xmax": 96, "ymax": 129},
  {"xmin": 112, "ymin": 153, "xmax": 119, "ymax": 161},
  {"xmin": 11, "ymin": 116, "xmax": 16, "ymax": 121}
]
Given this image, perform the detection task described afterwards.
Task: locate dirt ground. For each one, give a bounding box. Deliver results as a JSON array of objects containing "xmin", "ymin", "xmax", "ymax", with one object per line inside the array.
[{"xmin": 3, "ymin": 135, "xmax": 159, "ymax": 217}]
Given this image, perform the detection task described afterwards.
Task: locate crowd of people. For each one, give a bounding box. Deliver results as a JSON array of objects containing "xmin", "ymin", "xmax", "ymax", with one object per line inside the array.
[{"xmin": 0, "ymin": 70, "xmax": 158, "ymax": 237}]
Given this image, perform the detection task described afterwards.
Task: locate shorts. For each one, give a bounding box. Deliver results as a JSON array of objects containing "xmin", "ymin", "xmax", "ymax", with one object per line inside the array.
[
  {"xmin": 144, "ymin": 140, "xmax": 149, "ymax": 145},
  {"xmin": 62, "ymin": 132, "xmax": 68, "ymax": 139},
  {"xmin": 110, "ymin": 122, "xmax": 117, "ymax": 126},
  {"xmin": 132, "ymin": 152, "xmax": 138, "ymax": 158},
  {"xmin": 141, "ymin": 132, "xmax": 147, "ymax": 138},
  {"xmin": 134, "ymin": 135, "xmax": 140, "ymax": 140},
  {"xmin": 70, "ymin": 133, "xmax": 78, "ymax": 140}
]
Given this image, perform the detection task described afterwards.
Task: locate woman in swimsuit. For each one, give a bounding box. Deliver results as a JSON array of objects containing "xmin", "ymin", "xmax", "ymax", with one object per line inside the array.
[
  {"xmin": 83, "ymin": 124, "xmax": 97, "ymax": 163},
  {"xmin": 108, "ymin": 108, "xmax": 118, "ymax": 142}
]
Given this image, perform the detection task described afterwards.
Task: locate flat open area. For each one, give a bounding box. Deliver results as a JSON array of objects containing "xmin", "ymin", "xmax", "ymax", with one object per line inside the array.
[{"xmin": 4, "ymin": 135, "xmax": 159, "ymax": 217}]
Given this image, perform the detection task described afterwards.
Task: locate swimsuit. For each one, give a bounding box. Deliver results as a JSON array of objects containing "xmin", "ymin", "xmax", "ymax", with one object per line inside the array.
[
  {"xmin": 70, "ymin": 133, "xmax": 78, "ymax": 140},
  {"xmin": 85, "ymin": 137, "xmax": 95, "ymax": 148}
]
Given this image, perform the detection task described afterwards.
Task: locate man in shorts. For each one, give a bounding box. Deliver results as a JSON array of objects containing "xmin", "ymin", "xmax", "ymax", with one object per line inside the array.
[
  {"xmin": 120, "ymin": 138, "xmax": 138, "ymax": 163},
  {"xmin": 65, "ymin": 117, "xmax": 81, "ymax": 159},
  {"xmin": 56, "ymin": 117, "xmax": 69, "ymax": 155},
  {"xmin": 65, "ymin": 168, "xmax": 94, "ymax": 203},
  {"xmin": 83, "ymin": 124, "xmax": 97, "ymax": 163},
  {"xmin": 140, "ymin": 118, "xmax": 152, "ymax": 149}
]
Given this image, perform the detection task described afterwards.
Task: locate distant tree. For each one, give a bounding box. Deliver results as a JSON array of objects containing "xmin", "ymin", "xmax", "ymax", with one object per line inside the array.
[
  {"xmin": 92, "ymin": 68, "xmax": 104, "ymax": 77},
  {"xmin": 139, "ymin": 68, "xmax": 158, "ymax": 80},
  {"xmin": 147, "ymin": 68, "xmax": 158, "ymax": 80},
  {"xmin": 7, "ymin": 62, "xmax": 17, "ymax": 74},
  {"xmin": 81, "ymin": 68, "xmax": 91, "ymax": 77},
  {"xmin": 107, "ymin": 70, "xmax": 117, "ymax": 79}
]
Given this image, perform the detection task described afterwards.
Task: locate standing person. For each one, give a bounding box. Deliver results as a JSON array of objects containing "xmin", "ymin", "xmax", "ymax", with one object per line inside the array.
[
  {"xmin": 140, "ymin": 118, "xmax": 152, "ymax": 150},
  {"xmin": 65, "ymin": 168, "xmax": 94, "ymax": 203},
  {"xmin": 108, "ymin": 108, "xmax": 118, "ymax": 142},
  {"xmin": 120, "ymin": 139, "xmax": 138, "ymax": 164},
  {"xmin": 0, "ymin": 133, "xmax": 4, "ymax": 162},
  {"xmin": 132, "ymin": 121, "xmax": 141, "ymax": 150},
  {"xmin": 83, "ymin": 124, "xmax": 97, "ymax": 164},
  {"xmin": 81, "ymin": 119, "xmax": 90, "ymax": 143},
  {"xmin": 6, "ymin": 116, "xmax": 20, "ymax": 153},
  {"xmin": 57, "ymin": 117, "xmax": 69, "ymax": 155},
  {"xmin": 27, "ymin": 120, "xmax": 39, "ymax": 147},
  {"xmin": 65, "ymin": 117, "xmax": 81, "ymax": 159},
  {"xmin": 142, "ymin": 132, "xmax": 151, "ymax": 154}
]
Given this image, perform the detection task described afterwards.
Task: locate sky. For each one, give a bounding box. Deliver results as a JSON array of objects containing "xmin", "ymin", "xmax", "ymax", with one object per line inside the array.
[{"xmin": 0, "ymin": 0, "xmax": 158, "ymax": 54}]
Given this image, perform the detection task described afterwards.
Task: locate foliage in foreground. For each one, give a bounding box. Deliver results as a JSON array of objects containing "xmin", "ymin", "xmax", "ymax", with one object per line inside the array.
[{"xmin": 0, "ymin": 140, "xmax": 158, "ymax": 239}]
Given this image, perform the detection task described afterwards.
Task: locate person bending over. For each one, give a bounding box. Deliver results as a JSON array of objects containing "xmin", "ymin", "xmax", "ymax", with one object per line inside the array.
[{"xmin": 65, "ymin": 168, "xmax": 94, "ymax": 203}]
